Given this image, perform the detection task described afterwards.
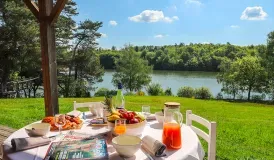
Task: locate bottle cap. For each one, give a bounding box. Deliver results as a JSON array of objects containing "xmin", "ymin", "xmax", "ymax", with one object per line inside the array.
[{"xmin": 118, "ymin": 82, "xmax": 122, "ymax": 89}]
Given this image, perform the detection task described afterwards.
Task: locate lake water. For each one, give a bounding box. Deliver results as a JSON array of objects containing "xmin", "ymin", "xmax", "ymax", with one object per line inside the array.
[{"xmin": 93, "ymin": 70, "xmax": 222, "ymax": 96}]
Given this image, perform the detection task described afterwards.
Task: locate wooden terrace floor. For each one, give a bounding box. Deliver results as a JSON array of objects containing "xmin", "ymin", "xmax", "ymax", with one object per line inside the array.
[{"xmin": 0, "ymin": 125, "xmax": 15, "ymax": 159}]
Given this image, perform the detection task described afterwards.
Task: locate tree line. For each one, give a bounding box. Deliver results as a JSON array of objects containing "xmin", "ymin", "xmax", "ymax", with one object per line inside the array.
[{"xmin": 98, "ymin": 43, "xmax": 266, "ymax": 72}]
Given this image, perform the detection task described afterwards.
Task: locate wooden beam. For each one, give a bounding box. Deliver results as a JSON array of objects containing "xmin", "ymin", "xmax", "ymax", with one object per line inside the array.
[
  {"xmin": 23, "ymin": 0, "xmax": 39, "ymax": 20},
  {"xmin": 38, "ymin": 0, "xmax": 59, "ymax": 116},
  {"xmin": 49, "ymin": 0, "xmax": 68, "ymax": 25}
]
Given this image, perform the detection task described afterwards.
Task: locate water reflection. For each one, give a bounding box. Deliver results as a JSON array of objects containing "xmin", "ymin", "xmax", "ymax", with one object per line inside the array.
[{"xmin": 93, "ymin": 70, "xmax": 221, "ymax": 96}]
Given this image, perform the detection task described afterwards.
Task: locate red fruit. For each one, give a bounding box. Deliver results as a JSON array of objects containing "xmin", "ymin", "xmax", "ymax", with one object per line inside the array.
[
  {"xmin": 121, "ymin": 112, "xmax": 129, "ymax": 119},
  {"xmin": 127, "ymin": 112, "xmax": 135, "ymax": 120},
  {"xmin": 118, "ymin": 109, "xmax": 126, "ymax": 113},
  {"xmin": 129, "ymin": 118, "xmax": 139, "ymax": 124}
]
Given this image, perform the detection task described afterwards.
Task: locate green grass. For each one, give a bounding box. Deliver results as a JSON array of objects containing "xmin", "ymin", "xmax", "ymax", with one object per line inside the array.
[{"xmin": 0, "ymin": 96, "xmax": 274, "ymax": 159}]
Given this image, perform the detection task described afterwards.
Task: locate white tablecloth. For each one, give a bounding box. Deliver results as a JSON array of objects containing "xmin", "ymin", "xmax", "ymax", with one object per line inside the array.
[{"xmin": 2, "ymin": 114, "xmax": 204, "ymax": 160}]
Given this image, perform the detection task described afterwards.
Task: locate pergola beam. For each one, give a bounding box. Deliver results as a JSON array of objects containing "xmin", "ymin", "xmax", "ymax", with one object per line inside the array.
[
  {"xmin": 23, "ymin": 0, "xmax": 39, "ymax": 20},
  {"xmin": 23, "ymin": 0, "xmax": 68, "ymax": 116},
  {"xmin": 49, "ymin": 0, "xmax": 68, "ymax": 25}
]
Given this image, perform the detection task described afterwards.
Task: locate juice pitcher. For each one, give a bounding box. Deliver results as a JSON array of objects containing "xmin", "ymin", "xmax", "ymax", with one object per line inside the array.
[{"xmin": 162, "ymin": 102, "xmax": 183, "ymax": 150}]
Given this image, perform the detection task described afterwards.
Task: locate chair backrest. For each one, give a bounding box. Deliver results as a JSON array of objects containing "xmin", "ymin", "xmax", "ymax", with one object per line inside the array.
[
  {"xmin": 73, "ymin": 101, "xmax": 104, "ymax": 110},
  {"xmin": 186, "ymin": 110, "xmax": 217, "ymax": 160}
]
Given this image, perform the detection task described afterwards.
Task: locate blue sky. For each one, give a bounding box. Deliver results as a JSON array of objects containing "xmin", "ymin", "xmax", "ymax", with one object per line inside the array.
[{"xmin": 74, "ymin": 0, "xmax": 274, "ymax": 48}]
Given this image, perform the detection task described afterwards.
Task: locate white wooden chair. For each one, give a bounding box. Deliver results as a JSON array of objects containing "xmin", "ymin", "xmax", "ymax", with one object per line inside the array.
[
  {"xmin": 186, "ymin": 110, "xmax": 217, "ymax": 160},
  {"xmin": 73, "ymin": 101, "xmax": 104, "ymax": 116}
]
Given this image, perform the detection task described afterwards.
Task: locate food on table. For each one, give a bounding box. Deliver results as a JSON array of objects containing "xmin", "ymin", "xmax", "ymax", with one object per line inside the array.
[
  {"xmin": 103, "ymin": 94, "xmax": 115, "ymax": 113},
  {"xmin": 107, "ymin": 109, "xmax": 145, "ymax": 124},
  {"xmin": 42, "ymin": 115, "xmax": 83, "ymax": 131},
  {"xmin": 104, "ymin": 94, "xmax": 145, "ymax": 124}
]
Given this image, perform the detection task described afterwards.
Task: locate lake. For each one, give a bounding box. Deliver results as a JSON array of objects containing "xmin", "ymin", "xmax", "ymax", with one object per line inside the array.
[{"xmin": 93, "ymin": 70, "xmax": 222, "ymax": 96}]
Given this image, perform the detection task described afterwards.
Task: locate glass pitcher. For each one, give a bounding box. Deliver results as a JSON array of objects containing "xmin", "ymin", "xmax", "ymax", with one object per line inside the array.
[{"xmin": 162, "ymin": 105, "xmax": 183, "ymax": 150}]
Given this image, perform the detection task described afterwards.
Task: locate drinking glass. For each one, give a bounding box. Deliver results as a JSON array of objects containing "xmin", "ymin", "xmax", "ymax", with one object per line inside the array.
[
  {"xmin": 142, "ymin": 105, "xmax": 151, "ymax": 119},
  {"xmin": 114, "ymin": 119, "xmax": 126, "ymax": 135},
  {"xmin": 55, "ymin": 114, "xmax": 66, "ymax": 135}
]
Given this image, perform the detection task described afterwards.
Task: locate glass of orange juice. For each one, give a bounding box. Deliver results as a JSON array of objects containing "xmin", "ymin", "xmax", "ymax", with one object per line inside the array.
[{"xmin": 114, "ymin": 119, "xmax": 126, "ymax": 135}]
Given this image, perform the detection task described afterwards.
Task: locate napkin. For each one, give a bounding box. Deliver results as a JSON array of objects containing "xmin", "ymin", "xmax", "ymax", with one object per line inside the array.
[
  {"xmin": 67, "ymin": 110, "xmax": 81, "ymax": 117},
  {"xmin": 142, "ymin": 135, "xmax": 166, "ymax": 157},
  {"xmin": 11, "ymin": 137, "xmax": 51, "ymax": 151}
]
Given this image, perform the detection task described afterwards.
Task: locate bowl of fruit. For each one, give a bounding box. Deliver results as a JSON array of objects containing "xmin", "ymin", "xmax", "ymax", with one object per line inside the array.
[{"xmin": 107, "ymin": 109, "xmax": 146, "ymax": 136}]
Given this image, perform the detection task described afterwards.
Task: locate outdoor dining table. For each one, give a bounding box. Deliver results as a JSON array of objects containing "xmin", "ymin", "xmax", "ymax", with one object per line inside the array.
[{"xmin": 2, "ymin": 112, "xmax": 205, "ymax": 160}]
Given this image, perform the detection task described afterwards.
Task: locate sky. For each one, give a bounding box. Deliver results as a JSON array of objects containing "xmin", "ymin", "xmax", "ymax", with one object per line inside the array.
[{"xmin": 74, "ymin": 0, "xmax": 274, "ymax": 48}]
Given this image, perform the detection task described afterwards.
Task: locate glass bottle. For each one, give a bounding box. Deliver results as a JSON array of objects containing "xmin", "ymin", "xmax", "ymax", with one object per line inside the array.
[{"xmin": 115, "ymin": 82, "xmax": 125, "ymax": 109}]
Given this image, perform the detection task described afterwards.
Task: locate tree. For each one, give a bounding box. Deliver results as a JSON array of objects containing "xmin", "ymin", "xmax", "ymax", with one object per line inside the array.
[
  {"xmin": 111, "ymin": 46, "xmax": 116, "ymax": 51},
  {"xmin": 235, "ymin": 56, "xmax": 267, "ymax": 100},
  {"xmin": 0, "ymin": 0, "xmax": 40, "ymax": 97},
  {"xmin": 60, "ymin": 20, "xmax": 104, "ymax": 97},
  {"xmin": 217, "ymin": 58, "xmax": 240, "ymax": 99},
  {"xmin": 218, "ymin": 56, "xmax": 267, "ymax": 100},
  {"xmin": 266, "ymin": 31, "xmax": 274, "ymax": 56},
  {"xmin": 112, "ymin": 45, "xmax": 152, "ymax": 91}
]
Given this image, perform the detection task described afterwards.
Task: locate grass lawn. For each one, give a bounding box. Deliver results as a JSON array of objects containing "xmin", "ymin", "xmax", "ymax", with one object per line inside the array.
[{"xmin": 0, "ymin": 96, "xmax": 274, "ymax": 159}]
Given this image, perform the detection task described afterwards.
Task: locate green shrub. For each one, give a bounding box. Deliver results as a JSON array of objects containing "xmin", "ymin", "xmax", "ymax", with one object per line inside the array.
[
  {"xmin": 146, "ymin": 83, "xmax": 164, "ymax": 96},
  {"xmin": 177, "ymin": 86, "xmax": 195, "ymax": 98},
  {"xmin": 195, "ymin": 87, "xmax": 213, "ymax": 99},
  {"xmin": 137, "ymin": 91, "xmax": 145, "ymax": 96},
  {"xmin": 164, "ymin": 87, "xmax": 172, "ymax": 96},
  {"xmin": 251, "ymin": 95, "xmax": 262, "ymax": 102},
  {"xmin": 124, "ymin": 92, "xmax": 136, "ymax": 96},
  {"xmin": 94, "ymin": 88, "xmax": 109, "ymax": 97},
  {"xmin": 216, "ymin": 92, "xmax": 223, "ymax": 100},
  {"xmin": 108, "ymin": 90, "xmax": 117, "ymax": 96}
]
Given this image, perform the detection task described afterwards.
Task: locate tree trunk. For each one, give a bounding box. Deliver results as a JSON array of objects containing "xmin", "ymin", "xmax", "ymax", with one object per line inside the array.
[
  {"xmin": 28, "ymin": 88, "xmax": 31, "ymax": 98},
  {"xmin": 66, "ymin": 40, "xmax": 82, "ymax": 97},
  {"xmin": 23, "ymin": 89, "xmax": 27, "ymax": 97},
  {"xmin": 0, "ymin": 64, "xmax": 10, "ymax": 98},
  {"xmin": 247, "ymin": 86, "xmax": 252, "ymax": 101},
  {"xmin": 33, "ymin": 89, "xmax": 36, "ymax": 98},
  {"xmin": 74, "ymin": 67, "xmax": 77, "ymax": 80}
]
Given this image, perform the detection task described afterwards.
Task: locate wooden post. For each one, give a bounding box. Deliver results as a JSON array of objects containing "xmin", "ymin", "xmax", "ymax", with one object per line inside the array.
[
  {"xmin": 38, "ymin": 0, "xmax": 58, "ymax": 116},
  {"xmin": 24, "ymin": 0, "xmax": 67, "ymax": 116}
]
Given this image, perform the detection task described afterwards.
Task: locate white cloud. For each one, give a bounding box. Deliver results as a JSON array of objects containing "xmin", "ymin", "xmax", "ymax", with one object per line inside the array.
[
  {"xmin": 109, "ymin": 20, "xmax": 118, "ymax": 26},
  {"xmin": 128, "ymin": 10, "xmax": 179, "ymax": 23},
  {"xmin": 101, "ymin": 33, "xmax": 107, "ymax": 38},
  {"xmin": 240, "ymin": 6, "xmax": 267, "ymax": 20},
  {"xmin": 154, "ymin": 34, "xmax": 164, "ymax": 38},
  {"xmin": 230, "ymin": 25, "xmax": 240, "ymax": 28},
  {"xmin": 172, "ymin": 16, "xmax": 179, "ymax": 20},
  {"xmin": 185, "ymin": 0, "xmax": 202, "ymax": 6}
]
